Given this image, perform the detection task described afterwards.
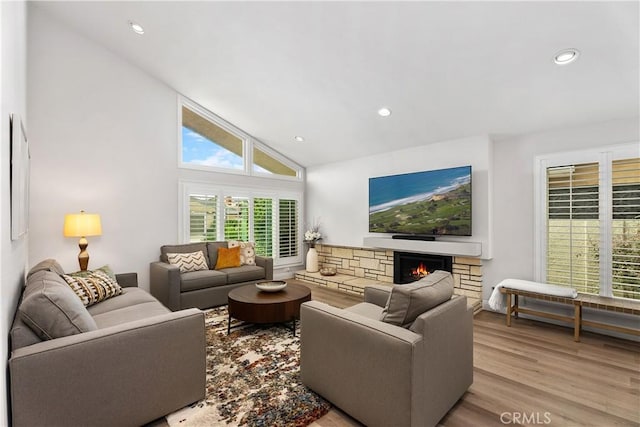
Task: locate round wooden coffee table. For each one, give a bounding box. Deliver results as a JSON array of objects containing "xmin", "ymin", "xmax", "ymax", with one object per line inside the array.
[{"xmin": 227, "ymin": 282, "xmax": 311, "ymax": 336}]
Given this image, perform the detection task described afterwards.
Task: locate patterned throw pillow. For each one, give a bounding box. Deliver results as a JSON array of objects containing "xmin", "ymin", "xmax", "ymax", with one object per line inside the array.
[
  {"xmin": 228, "ymin": 241, "xmax": 256, "ymax": 266},
  {"xmin": 166, "ymin": 250, "xmax": 209, "ymax": 273},
  {"xmin": 62, "ymin": 267, "xmax": 123, "ymax": 307},
  {"xmin": 215, "ymin": 246, "xmax": 242, "ymax": 269}
]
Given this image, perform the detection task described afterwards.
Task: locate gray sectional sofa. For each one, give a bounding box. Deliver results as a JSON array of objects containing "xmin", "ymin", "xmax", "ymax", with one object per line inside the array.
[
  {"xmin": 9, "ymin": 259, "xmax": 205, "ymax": 427},
  {"xmin": 150, "ymin": 241, "xmax": 274, "ymax": 310}
]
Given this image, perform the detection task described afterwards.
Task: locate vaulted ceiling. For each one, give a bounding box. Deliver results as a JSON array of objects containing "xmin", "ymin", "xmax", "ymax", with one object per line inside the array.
[{"xmin": 34, "ymin": 1, "xmax": 639, "ymax": 167}]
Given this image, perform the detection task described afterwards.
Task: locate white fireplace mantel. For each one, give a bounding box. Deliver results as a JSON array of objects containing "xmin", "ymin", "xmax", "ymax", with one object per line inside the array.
[{"xmin": 363, "ymin": 237, "xmax": 482, "ymax": 257}]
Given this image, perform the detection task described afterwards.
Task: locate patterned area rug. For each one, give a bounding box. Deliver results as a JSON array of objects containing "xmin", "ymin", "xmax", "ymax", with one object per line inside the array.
[{"xmin": 166, "ymin": 307, "xmax": 331, "ymax": 426}]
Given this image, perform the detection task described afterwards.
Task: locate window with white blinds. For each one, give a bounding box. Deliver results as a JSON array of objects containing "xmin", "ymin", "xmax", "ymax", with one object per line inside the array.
[
  {"xmin": 254, "ymin": 198, "xmax": 274, "ymax": 257},
  {"xmin": 546, "ymin": 163, "xmax": 600, "ymax": 294},
  {"xmin": 538, "ymin": 148, "xmax": 639, "ymax": 300},
  {"xmin": 611, "ymin": 158, "xmax": 640, "ymax": 299},
  {"xmin": 189, "ymin": 195, "xmax": 217, "ymax": 242},
  {"xmin": 223, "ymin": 196, "xmax": 250, "ymax": 242},
  {"xmin": 181, "ymin": 182, "xmax": 302, "ymax": 266},
  {"xmin": 279, "ymin": 199, "xmax": 299, "ymax": 258}
]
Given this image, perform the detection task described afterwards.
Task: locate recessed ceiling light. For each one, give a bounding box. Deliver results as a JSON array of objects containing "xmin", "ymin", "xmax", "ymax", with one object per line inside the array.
[
  {"xmin": 294, "ymin": 136, "xmax": 305, "ymax": 142},
  {"xmin": 128, "ymin": 21, "xmax": 145, "ymax": 35},
  {"xmin": 378, "ymin": 107, "xmax": 392, "ymax": 117},
  {"xmin": 553, "ymin": 48, "xmax": 580, "ymax": 65}
]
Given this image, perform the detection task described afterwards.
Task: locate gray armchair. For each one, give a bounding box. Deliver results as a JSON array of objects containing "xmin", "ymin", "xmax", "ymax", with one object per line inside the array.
[{"xmin": 300, "ymin": 279, "xmax": 473, "ymax": 427}]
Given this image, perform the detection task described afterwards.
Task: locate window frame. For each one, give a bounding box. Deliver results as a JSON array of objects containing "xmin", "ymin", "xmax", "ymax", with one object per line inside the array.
[
  {"xmin": 534, "ymin": 142, "xmax": 639, "ymax": 299},
  {"xmin": 252, "ymin": 141, "xmax": 300, "ymax": 178},
  {"xmin": 179, "ymin": 180, "xmax": 304, "ymax": 267},
  {"xmin": 178, "ymin": 97, "xmax": 248, "ymax": 175},
  {"xmin": 277, "ymin": 198, "xmax": 300, "ymax": 259},
  {"xmin": 178, "ymin": 95, "xmax": 303, "ymax": 181}
]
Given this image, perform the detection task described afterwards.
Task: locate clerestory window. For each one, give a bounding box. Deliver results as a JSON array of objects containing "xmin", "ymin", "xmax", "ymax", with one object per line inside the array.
[
  {"xmin": 181, "ymin": 106, "xmax": 244, "ymax": 171},
  {"xmin": 179, "ymin": 96, "xmax": 302, "ymax": 180}
]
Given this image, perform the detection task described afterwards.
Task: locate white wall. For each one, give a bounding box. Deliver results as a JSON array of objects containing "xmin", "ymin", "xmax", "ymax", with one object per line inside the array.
[
  {"xmin": 484, "ymin": 117, "xmax": 640, "ymax": 300},
  {"xmin": 306, "ymin": 135, "xmax": 493, "ymax": 258},
  {"xmin": 27, "ymin": 6, "xmax": 305, "ymax": 288},
  {"xmin": 1, "ymin": 2, "xmax": 28, "ymax": 425},
  {"xmin": 27, "ymin": 6, "xmax": 178, "ymax": 288},
  {"xmin": 305, "ymin": 117, "xmax": 640, "ymax": 310}
]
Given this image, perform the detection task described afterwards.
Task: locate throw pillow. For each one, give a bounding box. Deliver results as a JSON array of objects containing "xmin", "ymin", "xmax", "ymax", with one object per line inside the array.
[
  {"xmin": 215, "ymin": 246, "xmax": 242, "ymax": 269},
  {"xmin": 19, "ymin": 271, "xmax": 98, "ymax": 340},
  {"xmin": 70, "ymin": 264, "xmax": 118, "ymax": 281},
  {"xmin": 382, "ymin": 270, "xmax": 454, "ymax": 328},
  {"xmin": 166, "ymin": 250, "xmax": 209, "ymax": 273},
  {"xmin": 228, "ymin": 241, "xmax": 256, "ymax": 265},
  {"xmin": 160, "ymin": 242, "xmax": 207, "ymax": 263},
  {"xmin": 206, "ymin": 242, "xmax": 226, "ymax": 270},
  {"xmin": 62, "ymin": 267, "xmax": 123, "ymax": 307}
]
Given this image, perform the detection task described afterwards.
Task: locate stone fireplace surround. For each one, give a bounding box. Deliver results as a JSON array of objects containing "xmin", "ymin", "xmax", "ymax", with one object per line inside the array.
[{"xmin": 295, "ymin": 244, "xmax": 483, "ymax": 311}]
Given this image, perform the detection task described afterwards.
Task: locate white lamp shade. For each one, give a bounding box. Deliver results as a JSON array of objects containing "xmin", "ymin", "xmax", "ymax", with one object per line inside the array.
[{"xmin": 63, "ymin": 212, "xmax": 102, "ymax": 237}]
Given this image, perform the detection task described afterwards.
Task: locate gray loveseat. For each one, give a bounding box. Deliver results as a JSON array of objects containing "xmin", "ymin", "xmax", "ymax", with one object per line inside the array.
[
  {"xmin": 150, "ymin": 242, "xmax": 274, "ymax": 310},
  {"xmin": 9, "ymin": 259, "xmax": 205, "ymax": 427},
  {"xmin": 300, "ymin": 271, "xmax": 473, "ymax": 427}
]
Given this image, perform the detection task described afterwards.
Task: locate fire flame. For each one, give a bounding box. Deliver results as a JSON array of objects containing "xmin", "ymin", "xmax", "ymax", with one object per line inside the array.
[{"xmin": 410, "ymin": 262, "xmax": 430, "ymax": 278}]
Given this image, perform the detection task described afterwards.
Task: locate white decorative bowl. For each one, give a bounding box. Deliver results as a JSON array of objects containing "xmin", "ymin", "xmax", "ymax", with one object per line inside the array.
[{"xmin": 255, "ymin": 280, "xmax": 287, "ymax": 292}]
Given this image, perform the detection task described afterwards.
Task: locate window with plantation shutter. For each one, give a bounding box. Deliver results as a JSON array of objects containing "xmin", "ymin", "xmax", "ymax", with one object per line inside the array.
[
  {"xmin": 611, "ymin": 158, "xmax": 640, "ymax": 299},
  {"xmin": 537, "ymin": 145, "xmax": 639, "ymax": 300},
  {"xmin": 546, "ymin": 163, "xmax": 600, "ymax": 294},
  {"xmin": 181, "ymin": 182, "xmax": 302, "ymax": 266},
  {"xmin": 189, "ymin": 195, "xmax": 217, "ymax": 242},
  {"xmin": 224, "ymin": 196, "xmax": 249, "ymax": 242},
  {"xmin": 254, "ymin": 198, "xmax": 274, "ymax": 257},
  {"xmin": 279, "ymin": 199, "xmax": 299, "ymax": 258}
]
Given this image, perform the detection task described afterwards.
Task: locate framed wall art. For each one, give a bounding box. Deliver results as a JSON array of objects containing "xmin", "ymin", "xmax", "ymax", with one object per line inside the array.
[{"xmin": 10, "ymin": 113, "xmax": 30, "ymax": 240}]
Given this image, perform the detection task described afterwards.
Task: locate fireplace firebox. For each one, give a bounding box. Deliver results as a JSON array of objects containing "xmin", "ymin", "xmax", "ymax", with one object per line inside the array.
[{"xmin": 393, "ymin": 252, "xmax": 453, "ymax": 284}]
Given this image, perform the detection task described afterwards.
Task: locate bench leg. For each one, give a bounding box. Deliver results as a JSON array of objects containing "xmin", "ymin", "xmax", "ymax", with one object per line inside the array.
[
  {"xmin": 506, "ymin": 292, "xmax": 512, "ymax": 327},
  {"xmin": 514, "ymin": 295, "xmax": 519, "ymax": 319},
  {"xmin": 574, "ymin": 304, "xmax": 582, "ymax": 342}
]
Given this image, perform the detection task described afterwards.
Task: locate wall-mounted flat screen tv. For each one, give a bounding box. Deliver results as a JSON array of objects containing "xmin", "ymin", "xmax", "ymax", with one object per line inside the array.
[{"xmin": 369, "ymin": 165, "xmax": 472, "ymax": 236}]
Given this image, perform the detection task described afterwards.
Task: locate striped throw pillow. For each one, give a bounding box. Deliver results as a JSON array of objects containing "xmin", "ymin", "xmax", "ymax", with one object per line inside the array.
[
  {"xmin": 166, "ymin": 250, "xmax": 209, "ymax": 273},
  {"xmin": 62, "ymin": 268, "xmax": 123, "ymax": 307}
]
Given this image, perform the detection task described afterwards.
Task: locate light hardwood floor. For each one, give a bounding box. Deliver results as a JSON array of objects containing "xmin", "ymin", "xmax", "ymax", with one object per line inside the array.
[
  {"xmin": 305, "ymin": 281, "xmax": 640, "ymax": 427},
  {"xmin": 303, "ymin": 279, "xmax": 364, "ymax": 309}
]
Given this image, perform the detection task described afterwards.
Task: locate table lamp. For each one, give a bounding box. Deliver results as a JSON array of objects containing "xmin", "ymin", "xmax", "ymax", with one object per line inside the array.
[{"xmin": 63, "ymin": 210, "xmax": 102, "ymax": 271}]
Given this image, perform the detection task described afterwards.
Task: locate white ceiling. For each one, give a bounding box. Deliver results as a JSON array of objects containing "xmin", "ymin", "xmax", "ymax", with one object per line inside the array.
[{"xmin": 34, "ymin": 1, "xmax": 640, "ymax": 167}]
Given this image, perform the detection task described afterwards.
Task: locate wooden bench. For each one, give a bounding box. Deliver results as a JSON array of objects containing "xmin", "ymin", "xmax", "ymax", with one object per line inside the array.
[{"xmin": 500, "ymin": 287, "xmax": 640, "ymax": 342}]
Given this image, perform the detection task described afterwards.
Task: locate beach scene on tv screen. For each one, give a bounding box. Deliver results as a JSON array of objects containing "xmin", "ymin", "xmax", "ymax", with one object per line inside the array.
[{"xmin": 369, "ymin": 166, "xmax": 472, "ymax": 236}]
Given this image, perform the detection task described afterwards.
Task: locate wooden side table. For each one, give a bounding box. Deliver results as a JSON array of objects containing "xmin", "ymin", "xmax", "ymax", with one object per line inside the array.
[{"xmin": 227, "ymin": 282, "xmax": 311, "ymax": 336}]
